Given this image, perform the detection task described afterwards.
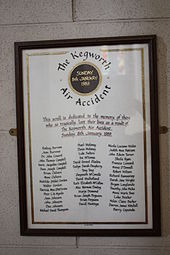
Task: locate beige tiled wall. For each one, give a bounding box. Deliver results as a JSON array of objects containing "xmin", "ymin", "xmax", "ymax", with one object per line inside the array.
[{"xmin": 0, "ymin": 1, "xmax": 169, "ymax": 254}]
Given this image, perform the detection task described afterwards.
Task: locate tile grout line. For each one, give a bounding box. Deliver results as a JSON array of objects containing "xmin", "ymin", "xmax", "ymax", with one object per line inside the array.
[
  {"xmin": 72, "ymin": 0, "xmax": 75, "ymax": 22},
  {"xmin": 0, "ymin": 130, "xmax": 10, "ymax": 133},
  {"xmin": 0, "ymin": 244, "xmax": 170, "ymax": 249},
  {"xmin": 0, "ymin": 17, "xmax": 170, "ymax": 27}
]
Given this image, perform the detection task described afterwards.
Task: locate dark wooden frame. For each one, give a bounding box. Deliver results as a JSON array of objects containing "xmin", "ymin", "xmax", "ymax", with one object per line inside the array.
[{"xmin": 15, "ymin": 35, "xmax": 161, "ymax": 236}]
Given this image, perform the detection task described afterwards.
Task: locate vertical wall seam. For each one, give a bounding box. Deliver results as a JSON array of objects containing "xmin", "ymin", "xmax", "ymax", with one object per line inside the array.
[
  {"xmin": 72, "ymin": 0, "xmax": 76, "ymax": 22},
  {"xmin": 76, "ymin": 236, "xmax": 79, "ymax": 248}
]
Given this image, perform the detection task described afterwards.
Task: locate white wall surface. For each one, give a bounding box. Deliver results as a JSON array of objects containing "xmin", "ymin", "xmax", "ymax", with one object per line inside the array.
[{"xmin": 0, "ymin": 0, "xmax": 170, "ymax": 254}]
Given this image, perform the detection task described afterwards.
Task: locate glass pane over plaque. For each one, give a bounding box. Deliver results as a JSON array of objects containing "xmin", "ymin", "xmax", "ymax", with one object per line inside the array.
[{"xmin": 20, "ymin": 41, "xmax": 155, "ymax": 232}]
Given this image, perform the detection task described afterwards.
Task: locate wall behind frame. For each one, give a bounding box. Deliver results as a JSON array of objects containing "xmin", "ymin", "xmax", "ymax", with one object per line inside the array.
[{"xmin": 0, "ymin": 0, "xmax": 169, "ymax": 254}]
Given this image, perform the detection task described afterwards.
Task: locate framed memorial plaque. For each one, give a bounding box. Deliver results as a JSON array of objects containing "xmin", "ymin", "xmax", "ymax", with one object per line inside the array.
[{"xmin": 15, "ymin": 35, "xmax": 160, "ymax": 236}]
